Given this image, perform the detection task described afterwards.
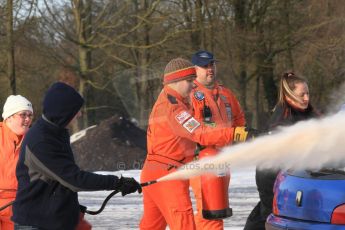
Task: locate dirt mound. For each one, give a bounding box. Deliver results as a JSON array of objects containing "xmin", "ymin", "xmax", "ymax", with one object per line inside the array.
[{"xmin": 72, "ymin": 116, "xmax": 147, "ymax": 171}]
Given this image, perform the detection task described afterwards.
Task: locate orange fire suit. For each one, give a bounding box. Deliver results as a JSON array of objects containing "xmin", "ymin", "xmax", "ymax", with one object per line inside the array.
[
  {"xmin": 140, "ymin": 86, "xmax": 238, "ymax": 230},
  {"xmin": 0, "ymin": 122, "xmax": 23, "ymax": 230},
  {"xmin": 190, "ymin": 81, "xmax": 246, "ymax": 230}
]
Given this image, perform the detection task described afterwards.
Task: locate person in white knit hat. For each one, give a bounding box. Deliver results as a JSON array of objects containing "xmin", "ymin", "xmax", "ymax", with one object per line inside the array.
[{"xmin": 0, "ymin": 95, "xmax": 33, "ymax": 230}]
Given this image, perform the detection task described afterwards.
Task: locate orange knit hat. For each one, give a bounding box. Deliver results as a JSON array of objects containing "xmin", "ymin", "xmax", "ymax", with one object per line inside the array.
[{"xmin": 163, "ymin": 58, "xmax": 196, "ymax": 84}]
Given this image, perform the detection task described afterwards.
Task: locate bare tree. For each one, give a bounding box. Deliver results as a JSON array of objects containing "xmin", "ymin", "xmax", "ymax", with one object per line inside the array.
[
  {"xmin": 71, "ymin": 0, "xmax": 93, "ymax": 127},
  {"xmin": 6, "ymin": 0, "xmax": 15, "ymax": 94},
  {"xmin": 1, "ymin": 0, "xmax": 345, "ymax": 129}
]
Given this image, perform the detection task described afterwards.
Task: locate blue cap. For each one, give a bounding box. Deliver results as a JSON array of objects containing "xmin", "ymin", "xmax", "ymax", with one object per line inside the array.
[{"xmin": 192, "ymin": 50, "xmax": 215, "ymax": 67}]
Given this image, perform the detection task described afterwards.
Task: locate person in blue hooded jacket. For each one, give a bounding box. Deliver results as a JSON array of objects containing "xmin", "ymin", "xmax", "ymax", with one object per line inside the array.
[{"xmin": 12, "ymin": 82, "xmax": 142, "ymax": 230}]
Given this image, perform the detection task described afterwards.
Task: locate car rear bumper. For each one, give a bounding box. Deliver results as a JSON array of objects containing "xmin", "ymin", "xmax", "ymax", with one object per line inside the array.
[{"xmin": 266, "ymin": 214, "xmax": 345, "ymax": 230}]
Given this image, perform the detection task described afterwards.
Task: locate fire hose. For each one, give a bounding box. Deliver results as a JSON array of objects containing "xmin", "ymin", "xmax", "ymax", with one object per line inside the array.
[
  {"xmin": 0, "ymin": 181, "xmax": 156, "ymax": 214},
  {"xmin": 85, "ymin": 181, "xmax": 157, "ymax": 215},
  {"xmin": 0, "ymin": 200, "xmax": 14, "ymax": 212},
  {"xmin": 85, "ymin": 190, "xmax": 119, "ymax": 215}
]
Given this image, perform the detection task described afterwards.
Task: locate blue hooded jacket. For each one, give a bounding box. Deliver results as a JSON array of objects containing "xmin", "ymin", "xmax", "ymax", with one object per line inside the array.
[{"xmin": 12, "ymin": 82, "xmax": 120, "ymax": 230}]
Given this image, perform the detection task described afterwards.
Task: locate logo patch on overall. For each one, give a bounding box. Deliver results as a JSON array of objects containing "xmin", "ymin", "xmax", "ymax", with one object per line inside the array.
[
  {"xmin": 175, "ymin": 111, "xmax": 191, "ymax": 124},
  {"xmin": 194, "ymin": 91, "xmax": 205, "ymax": 101},
  {"xmin": 183, "ymin": 117, "xmax": 200, "ymax": 133}
]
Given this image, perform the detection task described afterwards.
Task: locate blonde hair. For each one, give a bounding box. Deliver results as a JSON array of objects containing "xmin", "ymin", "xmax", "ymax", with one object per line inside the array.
[{"xmin": 277, "ymin": 72, "xmax": 307, "ymax": 107}]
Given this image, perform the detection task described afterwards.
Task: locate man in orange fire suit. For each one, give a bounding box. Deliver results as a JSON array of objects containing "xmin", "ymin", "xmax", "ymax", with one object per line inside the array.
[
  {"xmin": 140, "ymin": 58, "xmax": 249, "ymax": 230},
  {"xmin": 0, "ymin": 95, "xmax": 33, "ymax": 230},
  {"xmin": 190, "ymin": 50, "xmax": 246, "ymax": 230}
]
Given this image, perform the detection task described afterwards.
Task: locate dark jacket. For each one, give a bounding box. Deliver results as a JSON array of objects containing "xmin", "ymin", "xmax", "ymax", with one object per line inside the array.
[
  {"xmin": 268, "ymin": 103, "xmax": 319, "ymax": 129},
  {"xmin": 12, "ymin": 82, "xmax": 120, "ymax": 230},
  {"xmin": 244, "ymin": 103, "xmax": 319, "ymax": 230}
]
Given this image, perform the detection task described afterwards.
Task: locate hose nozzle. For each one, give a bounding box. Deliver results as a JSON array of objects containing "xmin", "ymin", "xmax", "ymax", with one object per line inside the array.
[{"xmin": 140, "ymin": 180, "xmax": 157, "ymax": 187}]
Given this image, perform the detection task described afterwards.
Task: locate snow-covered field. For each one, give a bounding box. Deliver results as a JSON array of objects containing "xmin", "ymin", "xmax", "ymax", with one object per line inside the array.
[{"xmin": 79, "ymin": 168, "xmax": 259, "ymax": 229}]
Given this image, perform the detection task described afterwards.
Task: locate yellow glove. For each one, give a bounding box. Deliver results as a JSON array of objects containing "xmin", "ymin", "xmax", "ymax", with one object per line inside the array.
[
  {"xmin": 233, "ymin": 127, "xmax": 262, "ymax": 143},
  {"xmin": 233, "ymin": 127, "xmax": 249, "ymax": 143}
]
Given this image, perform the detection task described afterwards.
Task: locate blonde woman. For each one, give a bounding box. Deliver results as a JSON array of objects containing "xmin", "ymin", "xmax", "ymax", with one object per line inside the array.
[{"xmin": 244, "ymin": 72, "xmax": 320, "ymax": 230}]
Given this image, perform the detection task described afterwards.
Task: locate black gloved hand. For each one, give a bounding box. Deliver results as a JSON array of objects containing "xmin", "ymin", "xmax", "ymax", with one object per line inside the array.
[
  {"xmin": 117, "ymin": 176, "xmax": 142, "ymax": 196},
  {"xmin": 245, "ymin": 127, "xmax": 262, "ymax": 139}
]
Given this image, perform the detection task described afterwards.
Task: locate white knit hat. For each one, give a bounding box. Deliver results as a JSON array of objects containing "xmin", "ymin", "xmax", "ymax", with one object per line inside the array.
[{"xmin": 2, "ymin": 95, "xmax": 33, "ymax": 120}]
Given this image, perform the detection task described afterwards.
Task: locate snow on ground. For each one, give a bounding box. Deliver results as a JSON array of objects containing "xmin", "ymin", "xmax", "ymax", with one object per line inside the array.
[{"xmin": 79, "ymin": 168, "xmax": 258, "ymax": 230}]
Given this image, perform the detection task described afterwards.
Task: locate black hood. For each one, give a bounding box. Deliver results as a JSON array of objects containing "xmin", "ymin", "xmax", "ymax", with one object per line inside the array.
[{"xmin": 43, "ymin": 82, "xmax": 84, "ymax": 128}]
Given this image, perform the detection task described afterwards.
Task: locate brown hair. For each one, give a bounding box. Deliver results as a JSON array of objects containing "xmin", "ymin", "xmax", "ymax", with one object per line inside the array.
[{"xmin": 276, "ymin": 71, "xmax": 307, "ymax": 107}]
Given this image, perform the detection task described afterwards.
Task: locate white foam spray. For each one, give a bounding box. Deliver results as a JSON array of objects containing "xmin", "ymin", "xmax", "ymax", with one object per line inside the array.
[
  {"xmin": 158, "ymin": 111, "xmax": 345, "ymax": 182},
  {"xmin": 327, "ymin": 82, "xmax": 345, "ymax": 113}
]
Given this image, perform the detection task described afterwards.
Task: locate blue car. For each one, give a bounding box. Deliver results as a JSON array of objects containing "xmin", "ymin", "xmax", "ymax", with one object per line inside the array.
[{"xmin": 266, "ymin": 169, "xmax": 345, "ymax": 229}]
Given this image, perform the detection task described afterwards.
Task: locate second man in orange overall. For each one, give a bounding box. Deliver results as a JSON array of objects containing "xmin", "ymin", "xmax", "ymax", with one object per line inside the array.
[
  {"xmin": 190, "ymin": 50, "xmax": 246, "ymax": 230},
  {"xmin": 140, "ymin": 58, "xmax": 249, "ymax": 230}
]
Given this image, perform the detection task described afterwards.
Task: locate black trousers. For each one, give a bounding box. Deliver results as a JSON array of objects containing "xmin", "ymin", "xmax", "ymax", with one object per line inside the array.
[{"xmin": 244, "ymin": 168, "xmax": 280, "ymax": 230}]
